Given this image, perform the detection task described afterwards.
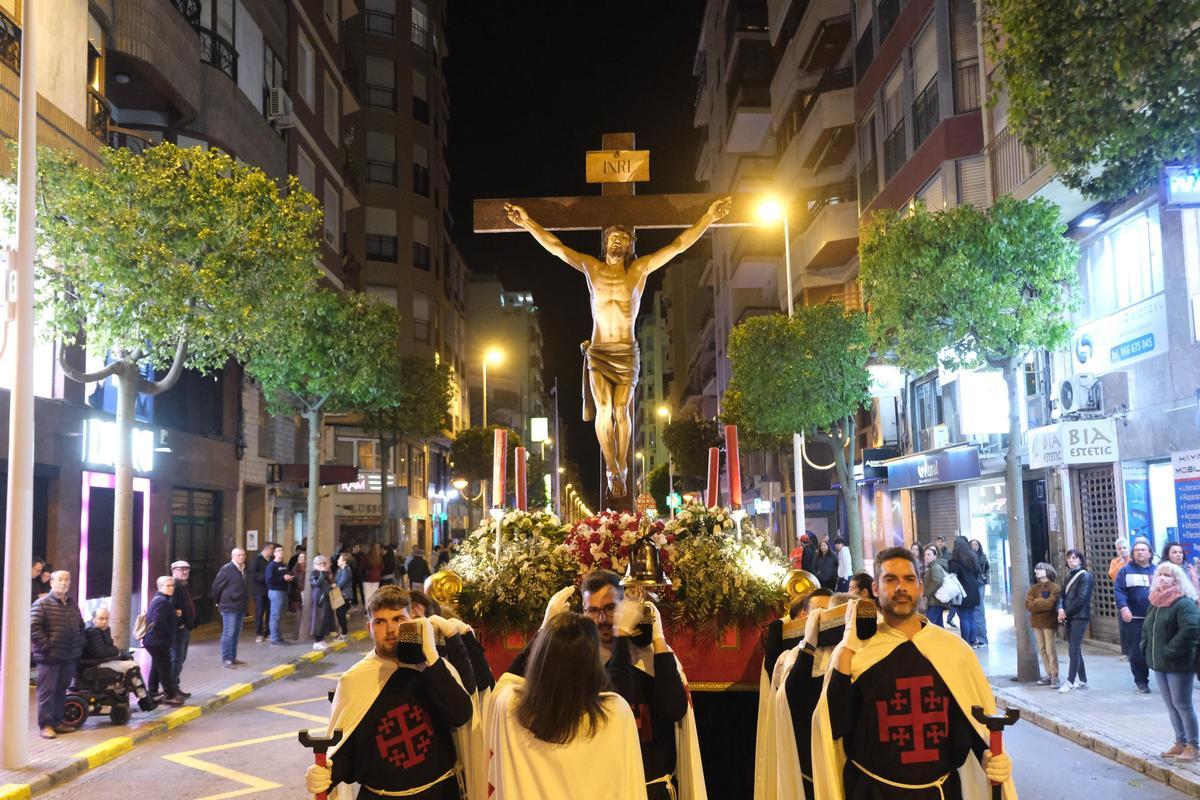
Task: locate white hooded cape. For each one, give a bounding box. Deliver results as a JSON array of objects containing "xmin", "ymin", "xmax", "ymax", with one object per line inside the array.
[
  {"xmin": 810, "ymin": 620, "xmax": 1018, "ymax": 800},
  {"xmin": 323, "ymin": 649, "xmax": 485, "ymax": 800}
]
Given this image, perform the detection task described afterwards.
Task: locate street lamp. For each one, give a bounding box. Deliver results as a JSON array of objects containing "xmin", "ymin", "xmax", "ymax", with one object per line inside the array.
[
  {"xmin": 757, "ymin": 195, "xmax": 806, "ymax": 545},
  {"xmin": 657, "ymin": 405, "xmax": 675, "ymax": 518},
  {"xmin": 481, "ymin": 347, "xmax": 505, "ymax": 427},
  {"xmin": 635, "ymin": 451, "xmax": 644, "ymax": 495}
]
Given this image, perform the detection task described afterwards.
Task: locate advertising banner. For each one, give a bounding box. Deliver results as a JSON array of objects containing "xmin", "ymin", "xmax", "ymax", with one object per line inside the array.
[
  {"xmin": 1173, "ymin": 450, "xmax": 1200, "ymax": 554},
  {"xmin": 1122, "ymin": 462, "xmax": 1151, "ymax": 541},
  {"xmin": 1028, "ymin": 419, "xmax": 1119, "ymax": 470},
  {"xmin": 1072, "ymin": 293, "xmax": 1169, "ymax": 374}
]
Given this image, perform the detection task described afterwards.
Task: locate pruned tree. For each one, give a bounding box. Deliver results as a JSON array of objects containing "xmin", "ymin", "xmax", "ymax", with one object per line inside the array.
[
  {"xmin": 33, "ymin": 143, "xmax": 320, "ymax": 646},
  {"xmin": 983, "ymin": 0, "xmax": 1200, "ymax": 200},
  {"xmin": 361, "ymin": 355, "xmax": 454, "ymax": 545},
  {"xmin": 724, "ymin": 307, "xmax": 871, "ymax": 568},
  {"xmin": 859, "ymin": 196, "xmax": 1079, "ymax": 681},
  {"xmin": 449, "ymin": 425, "xmax": 524, "ymax": 506}
]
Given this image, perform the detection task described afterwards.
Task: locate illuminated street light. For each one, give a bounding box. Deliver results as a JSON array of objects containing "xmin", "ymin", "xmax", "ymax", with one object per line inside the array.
[
  {"xmin": 755, "ymin": 196, "xmax": 784, "ymax": 224},
  {"xmin": 658, "ymin": 405, "xmax": 674, "ymax": 518},
  {"xmin": 481, "ymin": 347, "xmax": 506, "ymax": 426},
  {"xmin": 452, "ymin": 478, "xmax": 468, "ymax": 491}
]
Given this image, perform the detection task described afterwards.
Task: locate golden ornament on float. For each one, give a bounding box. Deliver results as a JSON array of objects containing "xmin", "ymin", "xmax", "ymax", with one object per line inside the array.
[
  {"xmin": 783, "ymin": 569, "xmax": 820, "ymax": 603},
  {"xmin": 424, "ymin": 570, "xmax": 464, "ymax": 605},
  {"xmin": 635, "ymin": 493, "xmax": 658, "ymax": 515}
]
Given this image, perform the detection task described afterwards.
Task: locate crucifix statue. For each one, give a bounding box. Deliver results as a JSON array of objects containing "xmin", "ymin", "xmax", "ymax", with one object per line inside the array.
[{"xmin": 474, "ymin": 133, "xmax": 755, "ymax": 509}]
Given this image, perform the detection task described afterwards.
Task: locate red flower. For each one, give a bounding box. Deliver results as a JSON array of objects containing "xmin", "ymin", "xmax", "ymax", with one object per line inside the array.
[
  {"xmin": 589, "ymin": 532, "xmax": 602, "ymax": 545},
  {"xmin": 600, "ymin": 558, "xmax": 612, "ymax": 570},
  {"xmin": 666, "ymin": 534, "xmax": 676, "ymax": 544}
]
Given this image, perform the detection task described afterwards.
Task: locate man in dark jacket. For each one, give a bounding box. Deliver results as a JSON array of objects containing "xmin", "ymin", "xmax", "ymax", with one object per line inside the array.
[
  {"xmin": 143, "ymin": 576, "xmax": 184, "ymax": 706},
  {"xmin": 248, "ymin": 542, "xmax": 275, "ymax": 642},
  {"xmin": 83, "ymin": 607, "xmax": 155, "ymax": 711},
  {"xmin": 405, "ymin": 548, "xmax": 431, "ymax": 590},
  {"xmin": 1115, "ymin": 537, "xmax": 1156, "ymax": 693},
  {"xmin": 30, "ymin": 570, "xmax": 86, "ymax": 738},
  {"xmin": 170, "ymin": 560, "xmax": 197, "ymax": 696},
  {"xmin": 211, "ymin": 548, "xmax": 248, "ymax": 668},
  {"xmin": 31, "ymin": 556, "xmax": 46, "ymax": 602}
]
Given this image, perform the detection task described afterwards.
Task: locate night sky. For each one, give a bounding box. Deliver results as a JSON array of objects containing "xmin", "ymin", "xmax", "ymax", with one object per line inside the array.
[{"xmin": 446, "ymin": 2, "xmax": 707, "ymax": 507}]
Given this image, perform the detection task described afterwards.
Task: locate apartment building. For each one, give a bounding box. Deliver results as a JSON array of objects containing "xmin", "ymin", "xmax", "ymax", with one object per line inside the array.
[{"xmin": 635, "ymin": 292, "xmax": 669, "ymax": 491}]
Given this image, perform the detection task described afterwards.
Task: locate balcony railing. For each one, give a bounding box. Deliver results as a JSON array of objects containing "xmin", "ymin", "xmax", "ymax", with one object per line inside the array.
[
  {"xmin": 954, "ymin": 59, "xmax": 981, "ymax": 113},
  {"xmin": 108, "ymin": 126, "xmax": 155, "ymax": 155},
  {"xmin": 168, "ymin": 0, "xmax": 201, "ymax": 28},
  {"xmin": 988, "ymin": 125, "xmax": 1045, "ymax": 197},
  {"xmin": 854, "ymin": 24, "xmax": 874, "ymax": 79},
  {"xmin": 365, "ymin": 10, "xmax": 396, "ymax": 36},
  {"xmin": 365, "ymin": 84, "xmax": 396, "ymax": 110},
  {"xmin": 883, "ymin": 121, "xmax": 906, "ymax": 182},
  {"xmin": 877, "ymin": 0, "xmax": 900, "ymax": 43},
  {"xmin": 367, "ymin": 160, "xmax": 398, "ymax": 186},
  {"xmin": 411, "ymin": 23, "xmax": 429, "ymax": 52},
  {"xmin": 0, "ymin": 8, "xmax": 20, "ymax": 73},
  {"xmin": 859, "ymin": 155, "xmax": 880, "ymax": 205},
  {"xmin": 86, "ymin": 89, "xmax": 111, "ymax": 143},
  {"xmin": 366, "ymin": 234, "xmax": 398, "ymax": 262},
  {"xmin": 911, "ymin": 77, "xmax": 939, "ymax": 149},
  {"xmin": 199, "ymin": 28, "xmax": 237, "ymax": 81},
  {"xmin": 799, "ymin": 181, "xmax": 857, "ymax": 233}
]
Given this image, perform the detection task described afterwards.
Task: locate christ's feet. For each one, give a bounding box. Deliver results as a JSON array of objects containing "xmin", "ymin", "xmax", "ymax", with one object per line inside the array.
[{"xmin": 607, "ymin": 472, "xmax": 627, "ymax": 498}]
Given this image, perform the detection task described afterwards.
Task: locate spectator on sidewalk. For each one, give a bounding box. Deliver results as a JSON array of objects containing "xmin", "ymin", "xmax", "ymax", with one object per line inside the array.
[
  {"xmin": 265, "ymin": 546, "xmax": 294, "ymax": 645},
  {"xmin": 287, "ymin": 543, "xmax": 305, "ymax": 572},
  {"xmin": 83, "ymin": 607, "xmax": 155, "ymax": 712},
  {"xmin": 834, "ymin": 538, "xmax": 852, "ymax": 592},
  {"xmin": 970, "ymin": 539, "xmax": 991, "ymax": 646},
  {"xmin": 31, "ymin": 556, "xmax": 46, "ymax": 602},
  {"xmin": 813, "ymin": 538, "xmax": 838, "ymax": 590},
  {"xmin": 1058, "ymin": 548, "xmax": 1094, "ymax": 693},
  {"xmin": 948, "ymin": 538, "xmax": 982, "ymax": 647},
  {"xmin": 362, "ymin": 542, "xmax": 383, "ymax": 604},
  {"xmin": 350, "ymin": 543, "xmax": 366, "ymax": 605},
  {"xmin": 789, "ymin": 535, "xmax": 809, "ymax": 570},
  {"xmin": 1109, "ymin": 537, "xmax": 1131, "ymax": 661},
  {"xmin": 143, "ymin": 576, "xmax": 185, "ymax": 706},
  {"xmin": 1162, "ymin": 542, "xmax": 1200, "ymax": 594},
  {"xmin": 211, "ymin": 547, "xmax": 249, "ymax": 668},
  {"xmin": 310, "ymin": 555, "xmax": 336, "ymax": 650},
  {"xmin": 169, "ymin": 560, "xmax": 196, "ymax": 697},
  {"xmin": 406, "ymin": 547, "xmax": 431, "ymax": 590},
  {"xmin": 380, "ymin": 543, "xmax": 397, "ymax": 587},
  {"xmin": 909, "ymin": 542, "xmax": 923, "ymax": 565},
  {"xmin": 248, "ymin": 541, "xmax": 275, "ymax": 644},
  {"xmin": 435, "ymin": 542, "xmax": 452, "ymax": 570},
  {"xmin": 921, "ymin": 544, "xmax": 949, "ymax": 626},
  {"xmin": 290, "ymin": 550, "xmax": 307, "ymax": 613},
  {"xmin": 1115, "ymin": 538, "xmax": 1156, "ymax": 693},
  {"xmin": 335, "ymin": 553, "xmax": 354, "ymax": 639},
  {"xmin": 1144, "ymin": 562, "xmax": 1200, "ymax": 761},
  {"xmin": 1025, "ymin": 562, "xmax": 1061, "ymax": 687},
  {"xmin": 30, "ymin": 570, "xmax": 86, "ymax": 739}
]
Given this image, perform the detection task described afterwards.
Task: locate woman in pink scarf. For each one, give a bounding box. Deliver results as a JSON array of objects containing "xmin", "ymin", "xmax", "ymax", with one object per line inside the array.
[{"xmin": 1143, "ymin": 562, "xmax": 1200, "ymax": 761}]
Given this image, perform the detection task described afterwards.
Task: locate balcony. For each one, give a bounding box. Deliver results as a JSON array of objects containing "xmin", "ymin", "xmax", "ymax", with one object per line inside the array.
[
  {"xmin": 108, "ymin": 0, "xmax": 203, "ymax": 122},
  {"xmin": 858, "ymin": 155, "xmax": 880, "ymax": 206},
  {"xmin": 988, "ymin": 125, "xmax": 1044, "ymax": 198},
  {"xmin": 911, "ymin": 77, "xmax": 939, "ymax": 149},
  {"xmin": 729, "ymin": 229, "xmax": 780, "ymax": 289},
  {"xmin": 168, "ymin": 0, "xmax": 201, "ymax": 28},
  {"xmin": 723, "ymin": 0, "xmax": 769, "ymax": 64},
  {"xmin": 367, "ymin": 160, "xmax": 397, "ymax": 186},
  {"xmin": 953, "ymin": 59, "xmax": 980, "ymax": 114},
  {"xmin": 876, "ymin": 0, "xmax": 899, "ymax": 43},
  {"xmin": 882, "ymin": 120, "xmax": 906, "ymax": 182},
  {"xmin": 86, "ymin": 89, "xmax": 111, "ymax": 143},
  {"xmin": 365, "ymin": 10, "xmax": 396, "ymax": 37},
  {"xmin": 796, "ymin": 181, "xmax": 858, "ymax": 277},
  {"xmin": 411, "ymin": 23, "xmax": 429, "ymax": 52},
  {"xmin": 366, "ymin": 234, "xmax": 398, "ymax": 262},
  {"xmin": 725, "ymin": 84, "xmax": 772, "ymax": 153},
  {"xmin": 853, "ymin": 24, "xmax": 873, "ymax": 79},
  {"xmin": 366, "ymin": 84, "xmax": 396, "ymax": 111},
  {"xmin": 108, "ymin": 126, "xmax": 155, "ymax": 155},
  {"xmin": 0, "ymin": 7, "xmax": 18, "ymax": 73},
  {"xmin": 199, "ymin": 28, "xmax": 237, "ymax": 81},
  {"xmin": 778, "ymin": 69, "xmax": 854, "ymax": 180}
]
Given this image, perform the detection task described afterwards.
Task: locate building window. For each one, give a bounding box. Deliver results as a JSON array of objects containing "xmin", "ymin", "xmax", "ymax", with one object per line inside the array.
[
  {"xmin": 366, "ymin": 235, "xmax": 398, "ymax": 262},
  {"xmin": 882, "ymin": 68, "xmax": 906, "ymax": 181},
  {"xmin": 413, "ymin": 216, "xmax": 430, "ymax": 270},
  {"xmin": 324, "ymin": 0, "xmax": 339, "ymax": 36},
  {"xmin": 323, "ymin": 71, "xmax": 339, "ymax": 143},
  {"xmin": 323, "ymin": 180, "xmax": 339, "ymax": 249},
  {"xmin": 412, "ymin": 69, "xmax": 429, "ymax": 123},
  {"xmin": 366, "ymin": 206, "xmax": 398, "ymax": 262},
  {"xmin": 411, "ymin": 0, "xmax": 429, "ymax": 51},
  {"xmin": 1083, "ymin": 206, "xmax": 1163, "ymax": 319},
  {"xmin": 367, "ymin": 132, "xmax": 397, "ymax": 185},
  {"xmin": 413, "ymin": 143, "xmax": 430, "ymax": 197},
  {"xmin": 413, "ymin": 291, "xmax": 431, "ymax": 343},
  {"xmin": 910, "ymin": 20, "xmax": 939, "ymax": 148},
  {"xmin": 365, "ymin": 0, "xmax": 396, "ymax": 36},
  {"xmin": 335, "ymin": 436, "xmax": 380, "ymax": 470},
  {"xmin": 199, "ymin": 0, "xmax": 237, "ymax": 80},
  {"xmin": 296, "ymin": 34, "xmax": 315, "ymax": 108},
  {"xmin": 366, "ymin": 56, "xmax": 396, "ymax": 110},
  {"xmin": 296, "ymin": 148, "xmax": 315, "ymax": 195},
  {"xmin": 262, "ymin": 41, "xmax": 287, "ymax": 118}
]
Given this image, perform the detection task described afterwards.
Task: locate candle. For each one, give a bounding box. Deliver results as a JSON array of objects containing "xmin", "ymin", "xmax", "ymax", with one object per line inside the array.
[
  {"xmin": 515, "ymin": 447, "xmax": 527, "ymax": 510},
  {"xmin": 492, "ymin": 428, "xmax": 507, "ymax": 508},
  {"xmin": 725, "ymin": 424, "xmax": 742, "ymax": 509},
  {"xmin": 706, "ymin": 446, "xmax": 720, "ymax": 508}
]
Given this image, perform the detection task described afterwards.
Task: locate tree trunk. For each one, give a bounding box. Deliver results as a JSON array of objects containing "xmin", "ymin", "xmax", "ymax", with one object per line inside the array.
[
  {"xmin": 778, "ymin": 445, "xmax": 794, "ymax": 549},
  {"xmin": 1003, "ymin": 357, "xmax": 1039, "ymax": 682},
  {"xmin": 110, "ymin": 368, "xmax": 138, "ymax": 649},
  {"xmin": 834, "ymin": 419, "xmax": 865, "ymax": 573},
  {"xmin": 301, "ymin": 407, "xmax": 322, "ymax": 641},
  {"xmin": 379, "ymin": 434, "xmax": 391, "ymax": 546}
]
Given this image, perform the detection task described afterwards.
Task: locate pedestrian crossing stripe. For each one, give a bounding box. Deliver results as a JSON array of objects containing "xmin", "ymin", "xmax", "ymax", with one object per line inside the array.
[{"xmin": 74, "ymin": 736, "xmax": 133, "ymax": 769}]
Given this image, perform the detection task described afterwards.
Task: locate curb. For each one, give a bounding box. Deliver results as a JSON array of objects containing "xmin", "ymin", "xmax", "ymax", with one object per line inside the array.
[
  {"xmin": 991, "ymin": 683, "xmax": 1200, "ymax": 798},
  {"xmin": 0, "ymin": 631, "xmax": 369, "ymax": 800}
]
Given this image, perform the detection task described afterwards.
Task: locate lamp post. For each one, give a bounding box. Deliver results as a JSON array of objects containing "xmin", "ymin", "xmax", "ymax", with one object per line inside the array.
[
  {"xmin": 757, "ymin": 197, "xmax": 806, "ymax": 545},
  {"xmin": 481, "ymin": 347, "xmax": 504, "ymax": 427},
  {"xmin": 635, "ymin": 451, "xmax": 644, "ymax": 496},
  {"xmin": 657, "ymin": 405, "xmax": 674, "ymax": 518}
]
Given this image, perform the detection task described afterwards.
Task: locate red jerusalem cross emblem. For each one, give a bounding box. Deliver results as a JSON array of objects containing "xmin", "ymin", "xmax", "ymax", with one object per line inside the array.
[
  {"xmin": 375, "ymin": 703, "xmax": 435, "ymax": 769},
  {"xmin": 875, "ymin": 675, "xmax": 949, "ymax": 764}
]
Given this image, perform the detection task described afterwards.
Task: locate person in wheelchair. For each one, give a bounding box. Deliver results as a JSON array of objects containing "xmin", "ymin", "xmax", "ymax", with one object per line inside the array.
[{"xmin": 82, "ymin": 607, "xmax": 156, "ymax": 713}]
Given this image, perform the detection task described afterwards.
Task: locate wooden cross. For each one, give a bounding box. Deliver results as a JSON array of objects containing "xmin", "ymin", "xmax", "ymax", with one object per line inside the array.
[{"xmin": 473, "ymin": 133, "xmax": 759, "ymax": 513}]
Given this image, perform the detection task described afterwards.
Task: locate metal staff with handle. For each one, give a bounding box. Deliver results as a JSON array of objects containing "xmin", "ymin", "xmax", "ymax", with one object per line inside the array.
[
  {"xmin": 971, "ymin": 706, "xmax": 1019, "ymax": 800},
  {"xmin": 299, "ymin": 728, "xmax": 343, "ymax": 800}
]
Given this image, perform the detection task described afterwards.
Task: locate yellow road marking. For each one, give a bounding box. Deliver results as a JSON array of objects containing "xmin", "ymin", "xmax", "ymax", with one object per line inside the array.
[
  {"xmin": 162, "ymin": 732, "xmax": 293, "ymax": 800},
  {"xmin": 164, "ymin": 705, "xmax": 202, "ymax": 729},
  {"xmin": 261, "ymin": 663, "xmax": 295, "ymax": 679},
  {"xmin": 299, "ymin": 650, "xmax": 325, "ymax": 663},
  {"xmin": 257, "ymin": 695, "xmax": 331, "ymax": 724},
  {"xmin": 317, "ymin": 670, "xmax": 345, "ymax": 681},
  {"xmin": 74, "ymin": 736, "xmax": 133, "ymax": 769},
  {"xmin": 327, "ymin": 640, "xmax": 347, "ymax": 651},
  {"xmin": 0, "ymin": 784, "xmax": 30, "ymax": 800},
  {"xmin": 216, "ymin": 683, "xmax": 253, "ymax": 702}
]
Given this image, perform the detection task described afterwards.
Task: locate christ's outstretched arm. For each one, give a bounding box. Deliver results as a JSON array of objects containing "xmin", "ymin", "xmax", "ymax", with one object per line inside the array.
[
  {"xmin": 639, "ymin": 196, "xmax": 733, "ymax": 275},
  {"xmin": 505, "ymin": 203, "xmax": 589, "ymax": 273}
]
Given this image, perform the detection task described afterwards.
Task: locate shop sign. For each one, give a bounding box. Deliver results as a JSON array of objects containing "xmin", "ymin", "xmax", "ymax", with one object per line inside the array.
[
  {"xmin": 82, "ymin": 418, "xmax": 155, "ymax": 473},
  {"xmin": 863, "ymin": 447, "xmax": 901, "ymax": 479},
  {"xmin": 1163, "ymin": 164, "xmax": 1200, "ymax": 208},
  {"xmin": 1173, "ymin": 449, "xmax": 1200, "ymax": 550},
  {"xmin": 1072, "ymin": 294, "xmax": 1169, "ymax": 374},
  {"xmin": 887, "ymin": 447, "xmax": 981, "ymax": 491},
  {"xmin": 1028, "ymin": 419, "xmax": 1119, "ymax": 469},
  {"xmin": 1122, "ymin": 462, "xmax": 1151, "ymax": 540},
  {"xmin": 752, "ymin": 498, "xmax": 773, "ymax": 515},
  {"xmin": 803, "ymin": 494, "xmax": 839, "ymax": 514},
  {"xmin": 337, "ymin": 471, "xmax": 395, "ymax": 494}
]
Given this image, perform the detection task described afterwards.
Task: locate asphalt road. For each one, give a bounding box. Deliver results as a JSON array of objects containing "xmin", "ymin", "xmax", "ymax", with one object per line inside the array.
[{"xmin": 43, "ymin": 642, "xmax": 1195, "ymax": 800}]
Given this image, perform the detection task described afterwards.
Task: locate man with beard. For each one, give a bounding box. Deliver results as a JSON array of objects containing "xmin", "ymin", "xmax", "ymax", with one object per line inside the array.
[{"xmin": 811, "ymin": 547, "xmax": 1016, "ymax": 800}]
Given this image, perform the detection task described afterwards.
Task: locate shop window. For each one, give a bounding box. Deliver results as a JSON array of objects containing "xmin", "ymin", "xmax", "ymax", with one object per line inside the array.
[{"xmin": 1083, "ymin": 206, "xmax": 1163, "ymax": 319}]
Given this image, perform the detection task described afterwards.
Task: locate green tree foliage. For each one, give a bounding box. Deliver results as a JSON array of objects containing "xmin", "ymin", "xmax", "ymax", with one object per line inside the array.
[
  {"xmin": 858, "ymin": 196, "xmax": 1079, "ymax": 682},
  {"xmin": 983, "ymin": 0, "xmax": 1200, "ymax": 200},
  {"xmin": 31, "ymin": 143, "xmax": 320, "ymax": 646},
  {"xmin": 662, "ymin": 417, "xmax": 722, "ymax": 487},
  {"xmin": 724, "ymin": 308, "xmax": 871, "ymax": 568},
  {"xmin": 449, "ymin": 425, "xmax": 525, "ymax": 501},
  {"xmin": 648, "ymin": 462, "xmax": 671, "ymax": 513}
]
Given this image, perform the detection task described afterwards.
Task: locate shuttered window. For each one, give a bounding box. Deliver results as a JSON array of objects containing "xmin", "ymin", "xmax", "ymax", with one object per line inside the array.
[
  {"xmin": 951, "ymin": 0, "xmax": 977, "ymax": 63},
  {"xmin": 883, "ymin": 68, "xmax": 904, "ymax": 131},
  {"xmin": 917, "ymin": 173, "xmax": 945, "ymax": 211},
  {"xmin": 911, "ymin": 19, "xmax": 938, "ymax": 95},
  {"xmin": 956, "ymin": 156, "xmax": 989, "ymax": 208}
]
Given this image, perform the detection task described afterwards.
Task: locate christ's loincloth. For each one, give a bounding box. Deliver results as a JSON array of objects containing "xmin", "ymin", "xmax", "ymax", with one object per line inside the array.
[{"xmin": 580, "ymin": 340, "xmax": 640, "ymax": 422}]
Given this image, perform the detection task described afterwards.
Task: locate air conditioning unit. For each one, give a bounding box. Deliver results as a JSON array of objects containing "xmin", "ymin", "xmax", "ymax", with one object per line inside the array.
[
  {"xmin": 267, "ymin": 87, "xmax": 296, "ymax": 129},
  {"xmin": 922, "ymin": 424, "xmax": 950, "ymax": 449},
  {"xmin": 1059, "ymin": 374, "xmax": 1099, "ymax": 413}
]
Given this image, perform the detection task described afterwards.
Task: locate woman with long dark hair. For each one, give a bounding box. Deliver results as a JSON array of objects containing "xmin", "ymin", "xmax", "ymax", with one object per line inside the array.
[
  {"xmin": 1058, "ymin": 548, "xmax": 1094, "ymax": 693},
  {"xmin": 970, "ymin": 538, "xmax": 991, "ymax": 646},
  {"xmin": 948, "ymin": 538, "xmax": 982, "ymax": 647},
  {"xmin": 812, "ymin": 539, "xmax": 838, "ymax": 590},
  {"xmin": 486, "ymin": 613, "xmax": 646, "ymax": 798}
]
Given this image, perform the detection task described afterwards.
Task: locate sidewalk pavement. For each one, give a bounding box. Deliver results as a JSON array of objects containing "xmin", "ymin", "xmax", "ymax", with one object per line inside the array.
[
  {"xmin": 975, "ymin": 608, "xmax": 1200, "ymax": 797},
  {"xmin": 0, "ymin": 606, "xmax": 370, "ymax": 800}
]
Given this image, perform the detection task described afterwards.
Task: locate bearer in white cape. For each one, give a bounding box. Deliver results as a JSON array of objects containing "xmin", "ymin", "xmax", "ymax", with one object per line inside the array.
[
  {"xmin": 304, "ymin": 585, "xmax": 476, "ymax": 800},
  {"xmin": 486, "ymin": 612, "xmax": 648, "ymax": 799},
  {"xmin": 811, "ymin": 547, "xmax": 1016, "ymax": 800}
]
